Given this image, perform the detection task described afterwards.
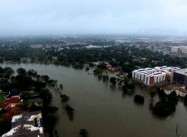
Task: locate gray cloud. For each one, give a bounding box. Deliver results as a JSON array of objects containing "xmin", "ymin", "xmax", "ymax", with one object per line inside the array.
[{"xmin": 0, "ymin": 0, "xmax": 187, "ymax": 36}]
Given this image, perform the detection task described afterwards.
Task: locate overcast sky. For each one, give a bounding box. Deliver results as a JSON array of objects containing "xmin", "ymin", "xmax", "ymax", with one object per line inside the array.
[{"xmin": 1, "ymin": 0, "xmax": 187, "ymax": 36}]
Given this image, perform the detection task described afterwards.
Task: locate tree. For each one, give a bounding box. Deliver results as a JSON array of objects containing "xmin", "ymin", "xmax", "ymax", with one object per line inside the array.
[
  {"xmin": 60, "ymin": 84, "xmax": 63, "ymax": 90},
  {"xmin": 110, "ymin": 77, "xmax": 117, "ymax": 86},
  {"xmin": 184, "ymin": 95, "xmax": 187, "ymax": 105},
  {"xmin": 93, "ymin": 68, "xmax": 103, "ymax": 75},
  {"xmin": 61, "ymin": 94, "xmax": 70, "ymax": 105},
  {"xmin": 85, "ymin": 67, "xmax": 89, "ymax": 71},
  {"xmin": 16, "ymin": 68, "xmax": 26, "ymax": 75},
  {"xmin": 134, "ymin": 95, "xmax": 144, "ymax": 104},
  {"xmin": 27, "ymin": 69, "xmax": 37, "ymax": 77},
  {"xmin": 4, "ymin": 67, "xmax": 14, "ymax": 77},
  {"xmin": 41, "ymin": 75, "xmax": 50, "ymax": 82},
  {"xmin": 152, "ymin": 91, "xmax": 178, "ymax": 117},
  {"xmin": 40, "ymin": 88, "xmax": 52, "ymax": 104},
  {"xmin": 122, "ymin": 85, "xmax": 127, "ymax": 92},
  {"xmin": 103, "ymin": 75, "xmax": 109, "ymax": 81},
  {"xmin": 150, "ymin": 92, "xmax": 156, "ymax": 98},
  {"xmin": 79, "ymin": 129, "xmax": 89, "ymax": 137}
]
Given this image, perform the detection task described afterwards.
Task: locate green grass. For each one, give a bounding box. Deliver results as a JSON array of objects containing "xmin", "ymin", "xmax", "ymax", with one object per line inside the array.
[{"xmin": 0, "ymin": 93, "xmax": 5, "ymax": 103}]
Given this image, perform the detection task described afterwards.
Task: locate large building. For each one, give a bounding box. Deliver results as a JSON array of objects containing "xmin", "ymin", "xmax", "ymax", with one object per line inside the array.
[
  {"xmin": 132, "ymin": 66, "xmax": 180, "ymax": 86},
  {"xmin": 173, "ymin": 69, "xmax": 187, "ymax": 89},
  {"xmin": 171, "ymin": 46, "xmax": 187, "ymax": 54},
  {"xmin": 2, "ymin": 111, "xmax": 44, "ymax": 137}
]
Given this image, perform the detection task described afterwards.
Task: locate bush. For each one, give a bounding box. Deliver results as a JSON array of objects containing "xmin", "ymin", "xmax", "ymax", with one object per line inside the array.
[
  {"xmin": 153, "ymin": 102, "xmax": 174, "ymax": 117},
  {"xmin": 93, "ymin": 68, "xmax": 103, "ymax": 75},
  {"xmin": 110, "ymin": 77, "xmax": 117, "ymax": 86},
  {"xmin": 134, "ymin": 95, "xmax": 144, "ymax": 104},
  {"xmin": 79, "ymin": 129, "xmax": 89, "ymax": 137}
]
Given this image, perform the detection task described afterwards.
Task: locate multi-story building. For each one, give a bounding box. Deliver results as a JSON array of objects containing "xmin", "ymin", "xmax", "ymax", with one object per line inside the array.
[
  {"xmin": 2, "ymin": 111, "xmax": 44, "ymax": 137},
  {"xmin": 132, "ymin": 66, "xmax": 180, "ymax": 86},
  {"xmin": 173, "ymin": 69, "xmax": 187, "ymax": 89},
  {"xmin": 171, "ymin": 46, "xmax": 187, "ymax": 54}
]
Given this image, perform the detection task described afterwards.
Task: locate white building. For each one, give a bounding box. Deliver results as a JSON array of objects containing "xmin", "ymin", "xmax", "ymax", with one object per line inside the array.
[{"xmin": 132, "ymin": 66, "xmax": 180, "ymax": 86}]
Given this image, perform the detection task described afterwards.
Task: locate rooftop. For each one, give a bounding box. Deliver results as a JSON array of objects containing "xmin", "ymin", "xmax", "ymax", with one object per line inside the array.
[
  {"xmin": 175, "ymin": 69, "xmax": 187, "ymax": 76},
  {"xmin": 3, "ymin": 111, "xmax": 44, "ymax": 137},
  {"xmin": 5, "ymin": 89, "xmax": 20, "ymax": 99}
]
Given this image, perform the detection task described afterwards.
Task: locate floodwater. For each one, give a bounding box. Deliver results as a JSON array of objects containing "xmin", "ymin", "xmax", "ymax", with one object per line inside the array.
[{"xmin": 1, "ymin": 63, "xmax": 187, "ymax": 137}]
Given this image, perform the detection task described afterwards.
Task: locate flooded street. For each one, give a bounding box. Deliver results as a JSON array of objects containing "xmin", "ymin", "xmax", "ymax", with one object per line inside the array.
[{"xmin": 1, "ymin": 63, "xmax": 187, "ymax": 137}]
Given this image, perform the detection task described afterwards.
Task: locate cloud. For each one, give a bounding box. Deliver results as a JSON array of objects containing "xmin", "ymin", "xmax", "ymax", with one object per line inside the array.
[{"xmin": 0, "ymin": 0, "xmax": 187, "ymax": 36}]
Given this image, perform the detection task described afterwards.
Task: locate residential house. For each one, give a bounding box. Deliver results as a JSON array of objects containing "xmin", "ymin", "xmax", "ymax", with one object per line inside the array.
[{"xmin": 2, "ymin": 111, "xmax": 44, "ymax": 137}]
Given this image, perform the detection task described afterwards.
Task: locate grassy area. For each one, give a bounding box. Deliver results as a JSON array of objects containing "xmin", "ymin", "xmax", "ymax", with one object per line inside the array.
[{"xmin": 0, "ymin": 93, "xmax": 5, "ymax": 103}]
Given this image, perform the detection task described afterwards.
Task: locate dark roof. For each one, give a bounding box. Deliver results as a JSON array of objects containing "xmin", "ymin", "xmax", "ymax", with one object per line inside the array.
[
  {"xmin": 12, "ymin": 120, "xmax": 34, "ymax": 128},
  {"xmin": 5, "ymin": 88, "xmax": 20, "ymax": 99},
  {"xmin": 23, "ymin": 110, "xmax": 41, "ymax": 116},
  {"xmin": 9, "ymin": 129, "xmax": 44, "ymax": 137},
  {"xmin": 8, "ymin": 111, "xmax": 44, "ymax": 137}
]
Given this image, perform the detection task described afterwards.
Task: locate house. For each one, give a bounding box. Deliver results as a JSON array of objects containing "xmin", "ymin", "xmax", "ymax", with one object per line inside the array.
[
  {"xmin": 5, "ymin": 88, "xmax": 20, "ymax": 99},
  {"xmin": 2, "ymin": 111, "xmax": 44, "ymax": 137},
  {"xmin": 107, "ymin": 65, "xmax": 121, "ymax": 72},
  {"xmin": 0, "ymin": 89, "xmax": 22, "ymax": 110},
  {"xmin": 4, "ymin": 96, "xmax": 22, "ymax": 108},
  {"xmin": 163, "ymin": 84, "xmax": 187, "ymax": 97},
  {"xmin": 0, "ymin": 96, "xmax": 22, "ymax": 109},
  {"xmin": 116, "ymin": 72, "xmax": 128, "ymax": 79}
]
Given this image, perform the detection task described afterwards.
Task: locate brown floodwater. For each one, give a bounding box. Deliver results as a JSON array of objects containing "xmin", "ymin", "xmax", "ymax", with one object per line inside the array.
[{"xmin": 1, "ymin": 63, "xmax": 187, "ymax": 137}]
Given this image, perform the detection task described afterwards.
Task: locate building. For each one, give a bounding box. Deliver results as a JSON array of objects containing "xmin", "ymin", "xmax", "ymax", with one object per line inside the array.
[
  {"xmin": 132, "ymin": 66, "xmax": 180, "ymax": 86},
  {"xmin": 163, "ymin": 84, "xmax": 187, "ymax": 97},
  {"xmin": 0, "ymin": 89, "xmax": 22, "ymax": 110},
  {"xmin": 2, "ymin": 111, "xmax": 44, "ymax": 137},
  {"xmin": 173, "ymin": 69, "xmax": 187, "ymax": 89},
  {"xmin": 5, "ymin": 89, "xmax": 20, "ymax": 99},
  {"xmin": 171, "ymin": 46, "xmax": 187, "ymax": 54},
  {"xmin": 171, "ymin": 46, "xmax": 179, "ymax": 53},
  {"xmin": 0, "ymin": 96, "xmax": 22, "ymax": 110}
]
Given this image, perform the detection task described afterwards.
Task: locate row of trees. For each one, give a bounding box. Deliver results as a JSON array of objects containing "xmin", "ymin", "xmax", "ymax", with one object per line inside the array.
[{"xmin": 1, "ymin": 43, "xmax": 187, "ymax": 73}]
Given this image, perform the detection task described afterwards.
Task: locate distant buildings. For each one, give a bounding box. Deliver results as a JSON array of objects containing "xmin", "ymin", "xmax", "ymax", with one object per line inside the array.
[
  {"xmin": 2, "ymin": 111, "xmax": 44, "ymax": 137},
  {"xmin": 106, "ymin": 65, "xmax": 121, "ymax": 72},
  {"xmin": 171, "ymin": 46, "xmax": 187, "ymax": 54},
  {"xmin": 132, "ymin": 66, "xmax": 180, "ymax": 86},
  {"xmin": 86, "ymin": 45, "xmax": 111, "ymax": 49},
  {"xmin": 163, "ymin": 84, "xmax": 187, "ymax": 97},
  {"xmin": 30, "ymin": 45, "xmax": 44, "ymax": 49}
]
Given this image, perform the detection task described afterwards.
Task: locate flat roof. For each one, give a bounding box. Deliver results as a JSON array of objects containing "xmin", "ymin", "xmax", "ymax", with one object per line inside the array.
[{"xmin": 175, "ymin": 69, "xmax": 187, "ymax": 76}]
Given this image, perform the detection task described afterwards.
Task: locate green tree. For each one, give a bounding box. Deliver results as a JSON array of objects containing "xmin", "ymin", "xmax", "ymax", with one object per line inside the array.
[
  {"xmin": 17, "ymin": 68, "xmax": 26, "ymax": 75},
  {"xmin": 110, "ymin": 77, "xmax": 117, "ymax": 86},
  {"xmin": 61, "ymin": 94, "xmax": 70, "ymax": 105},
  {"xmin": 79, "ymin": 129, "xmax": 89, "ymax": 137}
]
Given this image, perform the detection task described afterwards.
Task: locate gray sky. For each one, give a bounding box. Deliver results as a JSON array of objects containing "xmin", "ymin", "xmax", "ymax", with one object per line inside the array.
[{"xmin": 1, "ymin": 0, "xmax": 187, "ymax": 36}]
